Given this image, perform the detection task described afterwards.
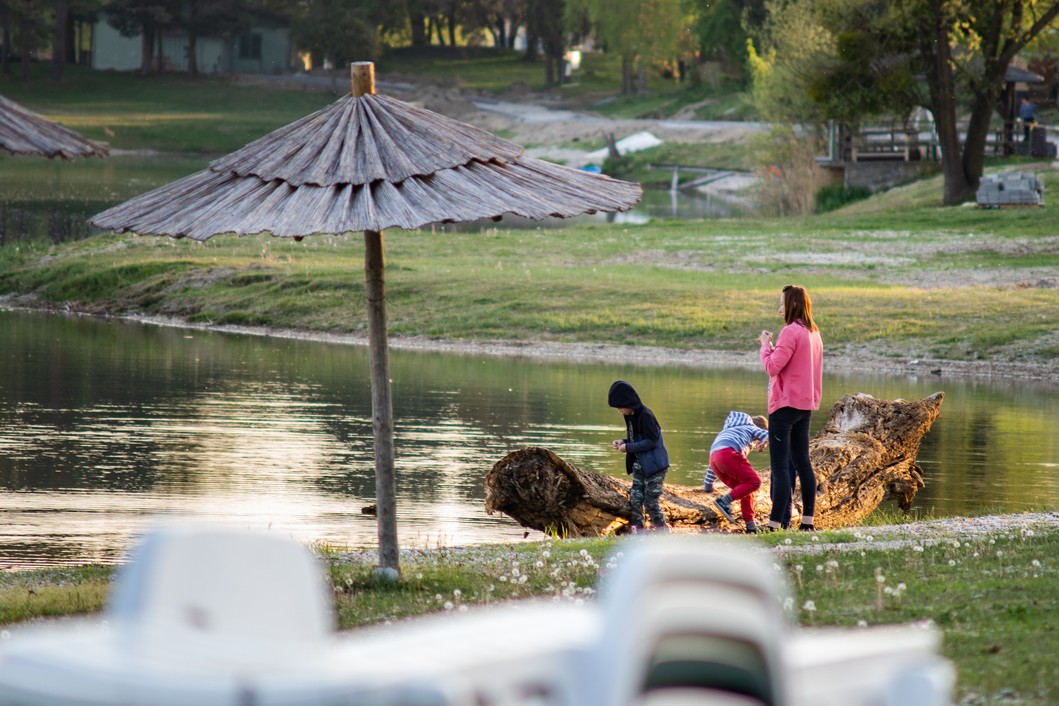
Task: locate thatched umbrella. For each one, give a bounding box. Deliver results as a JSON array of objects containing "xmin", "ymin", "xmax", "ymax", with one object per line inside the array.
[
  {"xmin": 90, "ymin": 62, "xmax": 642, "ymax": 575},
  {"xmin": 0, "ymin": 94, "xmax": 108, "ymax": 159}
]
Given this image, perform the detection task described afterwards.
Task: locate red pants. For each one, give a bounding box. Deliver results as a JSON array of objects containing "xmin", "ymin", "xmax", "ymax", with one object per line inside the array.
[{"xmin": 709, "ymin": 447, "xmax": 763, "ymax": 524}]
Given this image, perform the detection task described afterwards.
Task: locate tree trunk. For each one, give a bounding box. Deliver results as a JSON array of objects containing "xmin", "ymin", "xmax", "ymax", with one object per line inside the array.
[
  {"xmin": 50, "ymin": 0, "xmax": 67, "ymax": 81},
  {"xmin": 2, "ymin": 12, "xmax": 10, "ymax": 76},
  {"xmin": 140, "ymin": 27, "xmax": 153, "ymax": 74},
  {"xmin": 485, "ymin": 393, "xmax": 944, "ymax": 536},
  {"xmin": 408, "ymin": 1, "xmax": 427, "ymax": 47},
  {"xmin": 923, "ymin": 11, "xmax": 969, "ymax": 205},
  {"xmin": 621, "ymin": 53, "xmax": 634, "ymax": 95},
  {"xmin": 188, "ymin": 31, "xmax": 198, "ymax": 75}
]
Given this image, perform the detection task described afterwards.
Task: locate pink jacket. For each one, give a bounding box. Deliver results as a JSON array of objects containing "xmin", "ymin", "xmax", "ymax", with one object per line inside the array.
[{"xmin": 760, "ymin": 321, "xmax": 823, "ymax": 414}]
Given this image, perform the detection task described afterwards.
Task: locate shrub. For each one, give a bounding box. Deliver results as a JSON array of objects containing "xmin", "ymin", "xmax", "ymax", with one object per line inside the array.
[{"xmin": 815, "ymin": 183, "xmax": 872, "ymax": 213}]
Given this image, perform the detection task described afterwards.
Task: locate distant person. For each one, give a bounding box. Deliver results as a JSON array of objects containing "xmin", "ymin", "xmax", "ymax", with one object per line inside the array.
[
  {"xmin": 758, "ymin": 285, "xmax": 823, "ymax": 531},
  {"xmin": 608, "ymin": 380, "xmax": 670, "ymax": 533},
  {"xmin": 707, "ymin": 412, "xmax": 769, "ymax": 534},
  {"xmin": 1019, "ymin": 96, "xmax": 1038, "ymax": 142}
]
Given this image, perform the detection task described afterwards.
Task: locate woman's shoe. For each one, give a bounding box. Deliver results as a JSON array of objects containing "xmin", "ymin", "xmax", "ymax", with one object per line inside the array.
[{"xmin": 798, "ymin": 523, "xmax": 815, "ymax": 531}]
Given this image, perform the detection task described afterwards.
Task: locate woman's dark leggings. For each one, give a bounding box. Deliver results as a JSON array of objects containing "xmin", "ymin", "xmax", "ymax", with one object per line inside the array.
[{"xmin": 768, "ymin": 406, "xmax": 816, "ymax": 525}]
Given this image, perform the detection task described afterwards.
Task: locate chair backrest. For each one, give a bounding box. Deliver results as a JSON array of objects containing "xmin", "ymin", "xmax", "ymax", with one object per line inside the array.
[
  {"xmin": 585, "ymin": 535, "xmax": 791, "ymax": 706},
  {"xmin": 107, "ymin": 522, "xmax": 335, "ymax": 642}
]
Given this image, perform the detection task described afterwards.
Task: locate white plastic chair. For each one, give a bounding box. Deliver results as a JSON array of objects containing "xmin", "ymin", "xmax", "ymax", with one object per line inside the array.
[
  {"xmin": 580, "ymin": 535, "xmax": 792, "ymax": 706},
  {"xmin": 107, "ymin": 522, "xmax": 334, "ymax": 643}
]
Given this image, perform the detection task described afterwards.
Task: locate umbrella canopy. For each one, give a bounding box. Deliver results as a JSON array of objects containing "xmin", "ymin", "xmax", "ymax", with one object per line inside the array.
[
  {"xmin": 92, "ymin": 77, "xmax": 640, "ymax": 238},
  {"xmin": 0, "ymin": 94, "xmax": 109, "ymax": 159},
  {"xmin": 90, "ymin": 62, "xmax": 641, "ymax": 575}
]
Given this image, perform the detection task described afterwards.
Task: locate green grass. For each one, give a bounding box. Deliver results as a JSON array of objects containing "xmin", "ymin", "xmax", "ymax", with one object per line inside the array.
[
  {"xmin": 2, "ymin": 165, "xmax": 1056, "ymax": 367},
  {"xmin": 1, "ymin": 64, "xmax": 336, "ymax": 153},
  {"xmin": 4, "ymin": 525, "xmax": 1059, "ymax": 704}
]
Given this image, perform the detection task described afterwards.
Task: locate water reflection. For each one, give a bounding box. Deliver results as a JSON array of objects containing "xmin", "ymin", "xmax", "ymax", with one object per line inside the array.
[
  {"xmin": 0, "ymin": 157, "xmax": 751, "ymax": 245},
  {"xmin": 1, "ymin": 309, "xmax": 1057, "ymax": 569}
]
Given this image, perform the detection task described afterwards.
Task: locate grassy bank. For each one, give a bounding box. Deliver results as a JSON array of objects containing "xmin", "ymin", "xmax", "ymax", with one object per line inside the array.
[
  {"xmin": 2, "ymin": 167, "xmax": 1057, "ymax": 367},
  {"xmin": 3, "ymin": 521, "xmax": 1057, "ymax": 705}
]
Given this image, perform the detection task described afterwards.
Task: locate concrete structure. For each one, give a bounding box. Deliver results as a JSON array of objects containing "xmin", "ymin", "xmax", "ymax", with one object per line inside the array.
[{"xmin": 975, "ymin": 172, "xmax": 1044, "ymax": 207}]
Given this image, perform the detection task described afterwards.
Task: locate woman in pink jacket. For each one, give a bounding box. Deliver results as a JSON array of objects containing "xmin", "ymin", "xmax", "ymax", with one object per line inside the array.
[{"xmin": 758, "ymin": 285, "xmax": 823, "ymax": 531}]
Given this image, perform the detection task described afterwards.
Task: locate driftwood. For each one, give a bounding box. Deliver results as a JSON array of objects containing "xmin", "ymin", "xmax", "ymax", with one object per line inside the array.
[{"xmin": 484, "ymin": 392, "xmax": 944, "ymax": 535}]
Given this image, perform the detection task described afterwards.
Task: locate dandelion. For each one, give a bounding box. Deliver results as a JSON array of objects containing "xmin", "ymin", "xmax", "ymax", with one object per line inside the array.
[
  {"xmin": 784, "ymin": 538, "xmax": 792, "ymax": 545},
  {"xmin": 1032, "ymin": 559, "xmax": 1042, "ymax": 568},
  {"xmin": 876, "ymin": 573, "xmax": 886, "ymax": 584},
  {"xmin": 499, "ymin": 575, "xmax": 508, "ymax": 582},
  {"xmin": 542, "ymin": 550, "xmax": 551, "ymax": 559},
  {"xmin": 857, "ymin": 620, "xmax": 868, "ymax": 628},
  {"xmin": 948, "ymin": 559, "xmax": 956, "ymax": 567},
  {"xmin": 816, "ymin": 564, "xmax": 824, "ymax": 573},
  {"xmin": 812, "ymin": 536, "xmax": 819, "ymax": 542},
  {"xmin": 803, "ymin": 600, "xmax": 816, "ymax": 612},
  {"xmin": 415, "ymin": 573, "xmax": 423, "ymax": 580},
  {"xmin": 1025, "ymin": 529, "xmax": 1035, "ymax": 538},
  {"xmin": 579, "ymin": 549, "xmax": 589, "ymax": 558},
  {"xmin": 435, "ymin": 594, "xmax": 443, "ymax": 602},
  {"xmin": 783, "ymin": 597, "xmax": 794, "ymax": 612},
  {"xmin": 444, "ymin": 601, "xmax": 454, "ymax": 611},
  {"xmin": 913, "ymin": 545, "xmax": 924, "ymax": 553},
  {"xmin": 865, "ymin": 535, "xmax": 874, "ymax": 542},
  {"xmin": 996, "ymin": 550, "xmax": 1005, "ymax": 558},
  {"xmin": 535, "ymin": 561, "xmax": 544, "ymax": 569},
  {"xmin": 453, "ymin": 589, "xmax": 462, "ymax": 599},
  {"xmin": 951, "ymin": 540, "xmax": 961, "ymax": 548}
]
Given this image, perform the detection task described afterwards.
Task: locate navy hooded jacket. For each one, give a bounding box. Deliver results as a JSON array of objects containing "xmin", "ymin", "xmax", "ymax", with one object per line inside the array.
[{"xmin": 608, "ymin": 380, "xmax": 670, "ymax": 477}]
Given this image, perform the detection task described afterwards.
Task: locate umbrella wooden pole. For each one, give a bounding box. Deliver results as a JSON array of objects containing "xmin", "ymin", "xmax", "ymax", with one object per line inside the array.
[
  {"xmin": 353, "ymin": 62, "xmax": 399, "ymax": 576},
  {"xmin": 364, "ymin": 228, "xmax": 399, "ymax": 574}
]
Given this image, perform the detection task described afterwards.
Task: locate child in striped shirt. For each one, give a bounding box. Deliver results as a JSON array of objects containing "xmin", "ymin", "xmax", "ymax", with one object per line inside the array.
[{"xmin": 705, "ymin": 411, "xmax": 769, "ymax": 534}]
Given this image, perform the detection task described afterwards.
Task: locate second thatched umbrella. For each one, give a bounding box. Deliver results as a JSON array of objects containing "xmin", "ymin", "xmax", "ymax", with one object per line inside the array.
[
  {"xmin": 0, "ymin": 94, "xmax": 108, "ymax": 159},
  {"xmin": 91, "ymin": 62, "xmax": 642, "ymax": 574}
]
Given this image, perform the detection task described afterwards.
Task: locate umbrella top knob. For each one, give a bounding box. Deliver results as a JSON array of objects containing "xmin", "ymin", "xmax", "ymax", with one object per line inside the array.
[{"xmin": 351, "ymin": 62, "xmax": 375, "ymax": 98}]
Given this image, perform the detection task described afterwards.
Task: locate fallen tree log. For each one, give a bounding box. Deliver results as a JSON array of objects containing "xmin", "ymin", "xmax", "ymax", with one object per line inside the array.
[{"xmin": 484, "ymin": 392, "xmax": 943, "ymax": 535}]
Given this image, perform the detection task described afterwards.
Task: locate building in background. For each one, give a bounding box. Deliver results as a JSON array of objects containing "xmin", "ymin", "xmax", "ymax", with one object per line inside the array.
[{"xmin": 90, "ymin": 13, "xmax": 292, "ymax": 74}]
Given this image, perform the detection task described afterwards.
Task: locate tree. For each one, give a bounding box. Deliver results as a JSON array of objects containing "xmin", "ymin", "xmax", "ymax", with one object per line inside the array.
[
  {"xmin": 8, "ymin": 0, "xmax": 49, "ymax": 82},
  {"xmin": 182, "ymin": 0, "xmax": 247, "ymax": 75},
  {"xmin": 104, "ymin": 0, "xmax": 179, "ymax": 74},
  {"xmin": 894, "ymin": 0, "xmax": 1059, "ymax": 203},
  {"xmin": 573, "ymin": 0, "xmax": 687, "ymax": 93},
  {"xmin": 288, "ymin": 0, "xmax": 392, "ymax": 68},
  {"xmin": 750, "ymin": 0, "xmax": 1059, "ymax": 205},
  {"xmin": 527, "ymin": 0, "xmax": 565, "ymax": 88}
]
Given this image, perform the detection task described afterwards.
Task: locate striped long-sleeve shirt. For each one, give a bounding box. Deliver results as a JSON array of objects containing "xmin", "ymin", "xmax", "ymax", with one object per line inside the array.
[{"xmin": 704, "ymin": 411, "xmax": 769, "ymax": 488}]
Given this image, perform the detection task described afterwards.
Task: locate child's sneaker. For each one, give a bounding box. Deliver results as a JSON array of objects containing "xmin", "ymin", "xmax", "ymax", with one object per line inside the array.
[
  {"xmin": 745, "ymin": 522, "xmax": 758, "ymax": 534},
  {"xmin": 713, "ymin": 495, "xmax": 734, "ymax": 522}
]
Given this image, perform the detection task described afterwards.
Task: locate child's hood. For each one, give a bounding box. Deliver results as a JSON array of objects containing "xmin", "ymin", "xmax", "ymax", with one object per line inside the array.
[
  {"xmin": 722, "ymin": 410, "xmax": 756, "ymax": 429},
  {"xmin": 608, "ymin": 380, "xmax": 642, "ymax": 409}
]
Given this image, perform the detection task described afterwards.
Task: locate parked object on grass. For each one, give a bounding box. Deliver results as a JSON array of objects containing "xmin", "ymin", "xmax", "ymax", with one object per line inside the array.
[
  {"xmin": 0, "ymin": 95, "xmax": 108, "ymax": 160},
  {"xmin": 976, "ymin": 172, "xmax": 1044, "ymax": 207},
  {"xmin": 486, "ymin": 393, "xmax": 944, "ymax": 536},
  {"xmin": 0, "ymin": 527, "xmax": 953, "ymax": 706}
]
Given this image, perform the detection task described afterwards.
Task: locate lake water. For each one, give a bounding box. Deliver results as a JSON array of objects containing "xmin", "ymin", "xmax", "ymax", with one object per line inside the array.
[
  {"xmin": 0, "ymin": 156, "xmax": 748, "ymax": 246},
  {"xmin": 1, "ymin": 309, "xmax": 1057, "ymax": 569}
]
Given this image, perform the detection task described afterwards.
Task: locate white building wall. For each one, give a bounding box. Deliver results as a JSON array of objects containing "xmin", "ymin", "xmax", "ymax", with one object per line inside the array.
[{"xmin": 91, "ymin": 20, "xmax": 141, "ymax": 71}]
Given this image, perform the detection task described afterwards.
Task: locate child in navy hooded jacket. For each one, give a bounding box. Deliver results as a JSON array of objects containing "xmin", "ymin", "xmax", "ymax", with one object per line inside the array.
[{"xmin": 608, "ymin": 380, "xmax": 670, "ymax": 531}]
